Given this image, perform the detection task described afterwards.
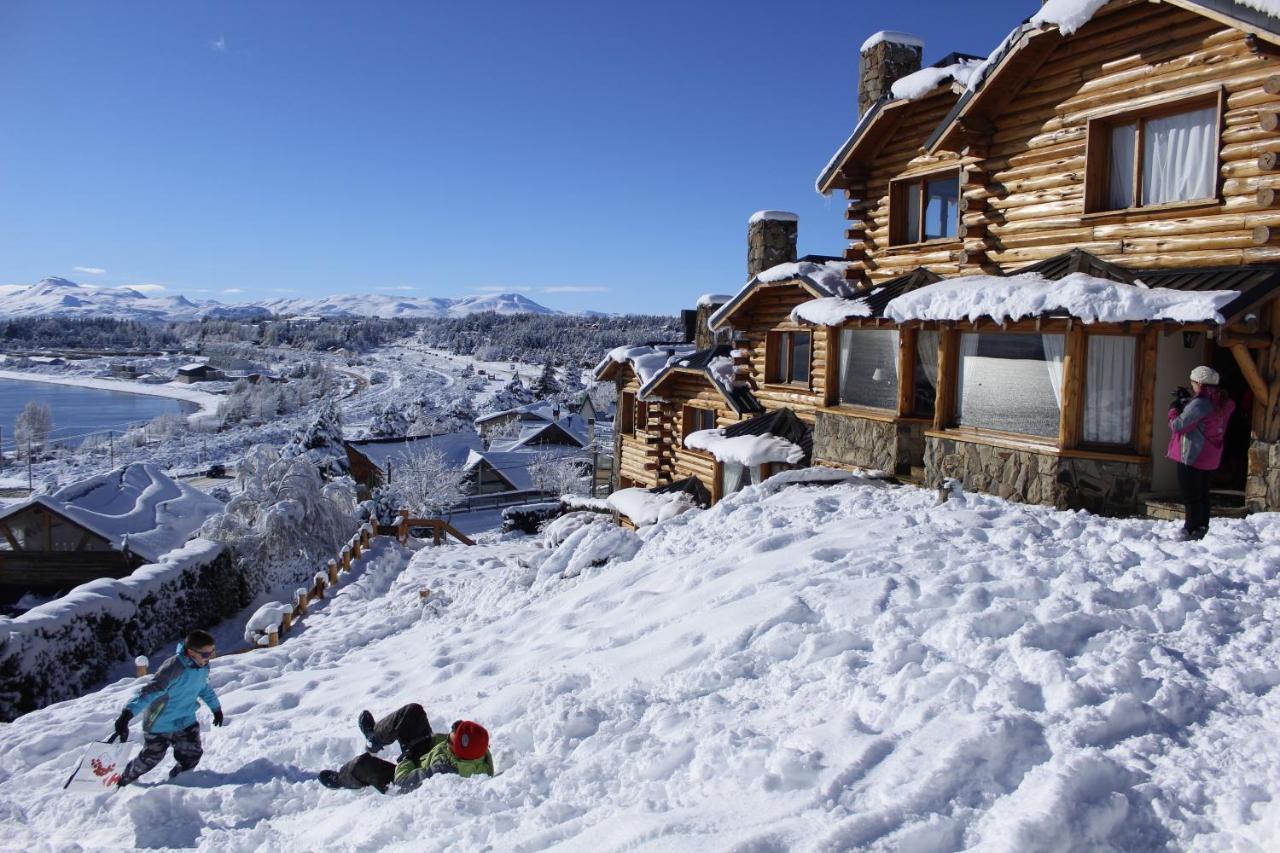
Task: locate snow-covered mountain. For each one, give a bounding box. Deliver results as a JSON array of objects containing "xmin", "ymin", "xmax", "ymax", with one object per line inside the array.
[{"xmin": 0, "ymin": 278, "xmax": 558, "ymax": 320}]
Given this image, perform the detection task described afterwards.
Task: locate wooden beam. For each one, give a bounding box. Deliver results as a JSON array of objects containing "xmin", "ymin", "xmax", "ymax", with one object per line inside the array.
[
  {"xmin": 1232, "ymin": 344, "xmax": 1270, "ymax": 408},
  {"xmin": 897, "ymin": 327, "xmax": 917, "ymax": 417},
  {"xmin": 1134, "ymin": 329, "xmax": 1158, "ymax": 456},
  {"xmin": 1058, "ymin": 326, "xmax": 1087, "ymax": 450},
  {"xmin": 933, "ymin": 329, "xmax": 960, "ymax": 431},
  {"xmin": 0, "ymin": 521, "xmax": 18, "ymax": 551}
]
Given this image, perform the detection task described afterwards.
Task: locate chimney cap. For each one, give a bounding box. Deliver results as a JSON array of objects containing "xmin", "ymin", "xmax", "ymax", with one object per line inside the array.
[
  {"xmin": 860, "ymin": 31, "xmax": 924, "ymax": 53},
  {"xmin": 748, "ymin": 210, "xmax": 799, "ymax": 225}
]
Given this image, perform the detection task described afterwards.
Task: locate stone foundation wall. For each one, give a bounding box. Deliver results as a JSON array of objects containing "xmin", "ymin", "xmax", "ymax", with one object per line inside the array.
[
  {"xmin": 1247, "ymin": 439, "xmax": 1280, "ymax": 511},
  {"xmin": 924, "ymin": 436, "xmax": 1147, "ymax": 515},
  {"xmin": 814, "ymin": 411, "xmax": 900, "ymax": 473}
]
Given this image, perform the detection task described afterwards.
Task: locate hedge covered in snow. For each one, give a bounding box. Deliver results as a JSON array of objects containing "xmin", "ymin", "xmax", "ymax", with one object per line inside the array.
[{"xmin": 0, "ymin": 539, "xmax": 246, "ymax": 721}]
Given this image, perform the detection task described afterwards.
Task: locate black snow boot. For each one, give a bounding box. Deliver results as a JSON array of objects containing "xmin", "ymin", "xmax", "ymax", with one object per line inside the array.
[
  {"xmin": 318, "ymin": 770, "xmax": 343, "ymax": 789},
  {"xmin": 168, "ymin": 765, "xmax": 185, "ymax": 780},
  {"xmin": 358, "ymin": 710, "xmax": 383, "ymax": 752}
]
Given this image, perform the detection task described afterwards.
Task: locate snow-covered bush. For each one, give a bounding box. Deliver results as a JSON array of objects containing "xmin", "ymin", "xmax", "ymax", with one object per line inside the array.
[
  {"xmin": 541, "ymin": 510, "xmax": 609, "ymax": 547},
  {"xmin": 368, "ymin": 483, "xmax": 405, "ymax": 526},
  {"xmin": 368, "ymin": 402, "xmax": 411, "ymax": 438},
  {"xmin": 502, "ymin": 502, "xmax": 563, "ymax": 534},
  {"xmin": 279, "ymin": 398, "xmax": 349, "ymax": 478},
  {"xmin": 14, "ymin": 400, "xmax": 53, "ymax": 459},
  {"xmin": 529, "ymin": 452, "xmax": 590, "ymax": 497},
  {"xmin": 0, "ymin": 541, "xmax": 243, "ymax": 721},
  {"xmin": 534, "ymin": 521, "xmax": 642, "ymax": 583},
  {"xmin": 198, "ymin": 444, "xmax": 358, "ymax": 596},
  {"xmin": 393, "ymin": 445, "xmax": 467, "ymax": 518}
]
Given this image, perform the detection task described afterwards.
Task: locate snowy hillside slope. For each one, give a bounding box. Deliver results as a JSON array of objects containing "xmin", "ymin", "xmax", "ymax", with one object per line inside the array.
[
  {"xmin": 0, "ymin": 277, "xmax": 558, "ymax": 320},
  {"xmin": 1, "ymin": 481, "xmax": 1278, "ymax": 850}
]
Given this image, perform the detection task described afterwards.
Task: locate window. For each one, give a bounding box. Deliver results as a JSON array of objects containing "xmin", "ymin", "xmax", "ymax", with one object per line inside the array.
[
  {"xmin": 720, "ymin": 461, "xmax": 768, "ymax": 496},
  {"xmin": 838, "ymin": 329, "xmax": 899, "ymax": 410},
  {"xmin": 955, "ymin": 333, "xmax": 1064, "ymax": 438},
  {"xmin": 1083, "ymin": 335, "xmax": 1136, "ymax": 446},
  {"xmin": 891, "ymin": 171, "xmax": 959, "ymax": 245},
  {"xmin": 682, "ymin": 405, "xmax": 717, "ymax": 437},
  {"xmin": 1086, "ymin": 97, "xmax": 1220, "ymax": 212},
  {"xmin": 619, "ymin": 392, "xmax": 635, "ymax": 434},
  {"xmin": 913, "ymin": 330, "xmax": 939, "ymax": 418},
  {"xmin": 768, "ymin": 331, "xmax": 811, "ymax": 386}
]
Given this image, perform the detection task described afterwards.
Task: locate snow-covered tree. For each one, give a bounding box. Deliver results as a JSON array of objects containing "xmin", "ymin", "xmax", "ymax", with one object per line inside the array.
[
  {"xmin": 531, "ymin": 362, "xmax": 562, "ymax": 399},
  {"xmin": 529, "ymin": 452, "xmax": 590, "ymax": 497},
  {"xmin": 369, "ymin": 402, "xmax": 411, "ymax": 438},
  {"xmin": 558, "ymin": 367, "xmax": 586, "ymax": 406},
  {"xmin": 392, "ymin": 445, "xmax": 467, "ymax": 518},
  {"xmin": 481, "ymin": 375, "xmax": 534, "ymax": 415},
  {"xmin": 14, "ymin": 401, "xmax": 53, "ymax": 458},
  {"xmin": 587, "ymin": 381, "xmax": 615, "ymax": 417},
  {"xmin": 198, "ymin": 444, "xmax": 358, "ymax": 595},
  {"xmin": 280, "ymin": 398, "xmax": 349, "ymax": 478}
]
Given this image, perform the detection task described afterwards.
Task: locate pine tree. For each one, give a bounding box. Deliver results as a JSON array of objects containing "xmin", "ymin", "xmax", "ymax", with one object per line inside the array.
[{"xmin": 531, "ymin": 361, "xmax": 561, "ymax": 399}]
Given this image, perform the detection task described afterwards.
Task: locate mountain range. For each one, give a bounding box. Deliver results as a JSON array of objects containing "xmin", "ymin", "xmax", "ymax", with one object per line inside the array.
[{"xmin": 0, "ymin": 278, "xmax": 559, "ymax": 321}]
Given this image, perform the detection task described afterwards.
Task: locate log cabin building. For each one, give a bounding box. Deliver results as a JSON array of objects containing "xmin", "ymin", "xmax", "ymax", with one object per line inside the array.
[{"xmin": 603, "ymin": 0, "xmax": 1280, "ymax": 518}]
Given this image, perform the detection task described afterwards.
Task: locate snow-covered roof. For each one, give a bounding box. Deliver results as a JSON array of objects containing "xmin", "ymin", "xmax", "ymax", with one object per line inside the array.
[
  {"xmin": 346, "ymin": 430, "xmax": 483, "ymax": 472},
  {"xmin": 639, "ymin": 344, "xmax": 764, "ymax": 415},
  {"xmin": 748, "ymin": 210, "xmax": 799, "ymax": 225},
  {"xmin": 790, "ymin": 296, "xmax": 874, "ymax": 326},
  {"xmin": 883, "ymin": 272, "xmax": 1240, "ymax": 325},
  {"xmin": 860, "ymin": 30, "xmax": 924, "ymax": 52},
  {"xmin": 709, "ymin": 259, "xmax": 853, "ymax": 331},
  {"xmin": 0, "ymin": 464, "xmax": 224, "ymax": 563},
  {"xmin": 178, "ymin": 362, "xmax": 210, "ymax": 372},
  {"xmin": 684, "ymin": 428, "xmax": 806, "ymax": 468},
  {"xmin": 488, "ymin": 417, "xmax": 590, "ymax": 452},
  {"xmin": 889, "ymin": 57, "xmax": 985, "ymax": 101},
  {"xmin": 592, "ymin": 343, "xmax": 697, "ymax": 385},
  {"xmin": 462, "ymin": 448, "xmax": 585, "ymax": 492},
  {"xmin": 474, "ymin": 400, "xmax": 566, "ymax": 425},
  {"xmin": 697, "ymin": 293, "xmax": 732, "ymax": 307}
]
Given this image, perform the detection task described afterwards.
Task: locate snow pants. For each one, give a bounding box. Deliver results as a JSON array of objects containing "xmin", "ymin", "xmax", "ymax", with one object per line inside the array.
[
  {"xmin": 119, "ymin": 722, "xmax": 202, "ymax": 784},
  {"xmin": 333, "ymin": 703, "xmax": 434, "ymax": 790},
  {"xmin": 1177, "ymin": 462, "xmax": 1211, "ymax": 535}
]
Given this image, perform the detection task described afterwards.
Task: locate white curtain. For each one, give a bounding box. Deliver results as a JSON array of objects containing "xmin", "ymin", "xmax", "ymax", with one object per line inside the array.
[
  {"xmin": 1142, "ymin": 106, "xmax": 1216, "ymax": 205},
  {"xmin": 955, "ymin": 333, "xmax": 981, "ymax": 418},
  {"xmin": 1108, "ymin": 123, "xmax": 1137, "ymax": 209},
  {"xmin": 721, "ymin": 461, "xmax": 747, "ymax": 496},
  {"xmin": 917, "ymin": 330, "xmax": 939, "ymax": 388},
  {"xmin": 1041, "ymin": 334, "xmax": 1065, "ymax": 411},
  {"xmin": 1084, "ymin": 336, "xmax": 1135, "ymax": 445}
]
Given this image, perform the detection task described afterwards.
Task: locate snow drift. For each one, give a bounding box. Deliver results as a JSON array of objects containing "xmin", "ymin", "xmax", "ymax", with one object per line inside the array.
[{"xmin": 1, "ymin": 480, "xmax": 1278, "ymax": 850}]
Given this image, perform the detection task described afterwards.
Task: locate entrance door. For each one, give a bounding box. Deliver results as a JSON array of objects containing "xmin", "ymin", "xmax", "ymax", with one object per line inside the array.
[{"xmin": 1209, "ymin": 345, "xmax": 1252, "ymax": 493}]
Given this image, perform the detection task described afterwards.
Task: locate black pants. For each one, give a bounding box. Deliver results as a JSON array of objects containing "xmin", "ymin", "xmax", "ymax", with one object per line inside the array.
[
  {"xmin": 334, "ymin": 703, "xmax": 433, "ymax": 790},
  {"xmin": 119, "ymin": 722, "xmax": 203, "ymax": 784},
  {"xmin": 1177, "ymin": 462, "xmax": 1211, "ymax": 534}
]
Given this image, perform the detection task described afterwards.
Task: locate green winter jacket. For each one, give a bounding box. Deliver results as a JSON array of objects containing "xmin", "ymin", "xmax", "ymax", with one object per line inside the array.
[{"xmin": 392, "ymin": 734, "xmax": 494, "ymax": 791}]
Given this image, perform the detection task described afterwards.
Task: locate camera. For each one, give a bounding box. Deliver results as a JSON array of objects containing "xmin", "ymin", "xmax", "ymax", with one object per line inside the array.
[{"xmin": 1170, "ymin": 386, "xmax": 1191, "ymax": 412}]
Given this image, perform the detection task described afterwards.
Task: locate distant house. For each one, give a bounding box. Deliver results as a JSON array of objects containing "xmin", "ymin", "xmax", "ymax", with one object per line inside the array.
[
  {"xmin": 474, "ymin": 401, "xmax": 593, "ymax": 450},
  {"xmin": 0, "ymin": 463, "xmax": 224, "ymax": 596},
  {"xmin": 344, "ymin": 431, "xmax": 485, "ymax": 492},
  {"xmin": 175, "ymin": 363, "xmax": 225, "ymax": 384},
  {"xmin": 462, "ymin": 446, "xmax": 592, "ymax": 496},
  {"xmin": 109, "ymin": 362, "xmax": 138, "ymax": 379}
]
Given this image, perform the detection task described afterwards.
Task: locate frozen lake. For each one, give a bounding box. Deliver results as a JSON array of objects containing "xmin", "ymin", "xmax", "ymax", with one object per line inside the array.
[{"xmin": 0, "ymin": 377, "xmax": 196, "ymax": 451}]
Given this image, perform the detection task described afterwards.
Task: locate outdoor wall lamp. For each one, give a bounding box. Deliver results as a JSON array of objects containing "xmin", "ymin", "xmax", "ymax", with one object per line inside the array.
[{"xmin": 1182, "ymin": 331, "xmax": 1200, "ymax": 348}]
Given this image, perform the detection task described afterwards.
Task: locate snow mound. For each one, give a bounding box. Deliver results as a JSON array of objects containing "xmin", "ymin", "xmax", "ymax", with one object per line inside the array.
[
  {"xmin": 2, "ymin": 486, "xmax": 1279, "ymax": 849},
  {"xmin": 607, "ymin": 487, "xmax": 698, "ymax": 526},
  {"xmin": 685, "ymin": 428, "xmax": 805, "ymax": 467},
  {"xmin": 790, "ymin": 296, "xmax": 872, "ymax": 326},
  {"xmin": 534, "ymin": 521, "xmax": 642, "ymax": 582}
]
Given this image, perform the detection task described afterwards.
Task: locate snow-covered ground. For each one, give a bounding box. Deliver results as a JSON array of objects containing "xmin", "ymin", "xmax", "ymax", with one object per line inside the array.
[{"xmin": 1, "ymin": 478, "xmax": 1277, "ymax": 850}]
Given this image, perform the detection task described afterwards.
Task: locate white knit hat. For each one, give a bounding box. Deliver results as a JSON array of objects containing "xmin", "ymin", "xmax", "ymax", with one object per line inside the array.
[{"xmin": 1190, "ymin": 365, "xmax": 1219, "ymax": 385}]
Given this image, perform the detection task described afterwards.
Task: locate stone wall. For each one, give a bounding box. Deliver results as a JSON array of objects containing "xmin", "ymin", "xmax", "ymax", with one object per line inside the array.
[
  {"xmin": 814, "ymin": 411, "xmax": 900, "ymax": 473},
  {"xmin": 924, "ymin": 435, "xmax": 1148, "ymax": 515},
  {"xmin": 1247, "ymin": 438, "xmax": 1280, "ymax": 511},
  {"xmin": 747, "ymin": 217, "xmax": 798, "ymax": 279},
  {"xmin": 859, "ymin": 38, "xmax": 923, "ymax": 117}
]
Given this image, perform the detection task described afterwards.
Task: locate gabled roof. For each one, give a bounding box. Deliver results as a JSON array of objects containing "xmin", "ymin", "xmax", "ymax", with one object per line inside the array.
[
  {"xmin": 462, "ymin": 450, "xmax": 530, "ymax": 492},
  {"xmin": 639, "ymin": 344, "xmax": 764, "ymax": 414},
  {"xmin": 593, "ymin": 342, "xmax": 696, "ymax": 384},
  {"xmin": 488, "ymin": 417, "xmax": 589, "ymax": 452},
  {"xmin": 928, "ymin": 0, "xmax": 1280, "ymax": 154},
  {"xmin": 708, "ymin": 257, "xmax": 851, "ymax": 331},
  {"xmin": 817, "ymin": 53, "xmax": 983, "ymax": 195},
  {"xmin": 0, "ymin": 463, "xmax": 224, "ymax": 563},
  {"xmin": 1013, "ymin": 249, "xmax": 1138, "ymax": 284},
  {"xmin": 474, "ymin": 400, "xmax": 565, "ymax": 426},
  {"xmin": 345, "ymin": 431, "xmax": 484, "ymax": 472}
]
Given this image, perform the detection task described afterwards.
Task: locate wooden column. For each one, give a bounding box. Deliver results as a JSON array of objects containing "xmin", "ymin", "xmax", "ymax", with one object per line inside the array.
[
  {"xmin": 825, "ymin": 327, "xmax": 842, "ymax": 407},
  {"xmin": 1232, "ymin": 344, "xmax": 1270, "ymax": 409},
  {"xmin": 1134, "ymin": 329, "xmax": 1159, "ymax": 456},
  {"xmin": 1262, "ymin": 301, "xmax": 1280, "ymax": 442},
  {"xmin": 896, "ymin": 327, "xmax": 918, "ymax": 417},
  {"xmin": 933, "ymin": 327, "xmax": 960, "ymax": 431},
  {"xmin": 1058, "ymin": 325, "xmax": 1087, "ymax": 450}
]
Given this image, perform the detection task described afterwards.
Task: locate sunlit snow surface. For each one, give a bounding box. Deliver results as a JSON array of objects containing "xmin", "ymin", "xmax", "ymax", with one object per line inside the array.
[{"xmin": 2, "ymin": 481, "xmax": 1279, "ymax": 851}]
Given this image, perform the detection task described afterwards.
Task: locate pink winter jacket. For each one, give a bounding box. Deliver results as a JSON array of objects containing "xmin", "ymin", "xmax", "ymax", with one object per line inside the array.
[{"xmin": 1167, "ymin": 386, "xmax": 1235, "ymax": 471}]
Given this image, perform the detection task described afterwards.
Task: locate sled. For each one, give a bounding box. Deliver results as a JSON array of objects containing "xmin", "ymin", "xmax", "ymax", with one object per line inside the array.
[{"xmin": 63, "ymin": 733, "xmax": 135, "ymax": 792}]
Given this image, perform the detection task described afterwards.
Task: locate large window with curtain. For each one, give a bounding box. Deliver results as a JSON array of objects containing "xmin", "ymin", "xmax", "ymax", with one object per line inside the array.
[
  {"xmin": 1082, "ymin": 335, "xmax": 1136, "ymax": 447},
  {"xmin": 838, "ymin": 329, "xmax": 899, "ymax": 410},
  {"xmin": 955, "ymin": 333, "xmax": 1064, "ymax": 438},
  {"xmin": 1086, "ymin": 95, "xmax": 1221, "ymax": 212}
]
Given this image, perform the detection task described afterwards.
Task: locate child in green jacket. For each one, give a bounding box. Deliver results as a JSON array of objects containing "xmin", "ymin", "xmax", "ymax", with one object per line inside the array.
[{"xmin": 318, "ymin": 703, "xmax": 493, "ymax": 793}]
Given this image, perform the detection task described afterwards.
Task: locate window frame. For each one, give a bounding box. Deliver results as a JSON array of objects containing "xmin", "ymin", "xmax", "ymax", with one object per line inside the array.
[
  {"xmin": 1078, "ymin": 329, "xmax": 1142, "ymax": 453},
  {"xmin": 1083, "ymin": 88, "xmax": 1225, "ymax": 216},
  {"xmin": 952, "ymin": 330, "xmax": 1066, "ymax": 441},
  {"xmin": 619, "ymin": 391, "xmax": 635, "ymax": 434},
  {"xmin": 889, "ymin": 168, "xmax": 961, "ymax": 246},
  {"xmin": 681, "ymin": 404, "xmax": 717, "ymax": 439},
  {"xmin": 835, "ymin": 327, "xmax": 901, "ymax": 412},
  {"xmin": 766, "ymin": 329, "xmax": 813, "ymax": 388}
]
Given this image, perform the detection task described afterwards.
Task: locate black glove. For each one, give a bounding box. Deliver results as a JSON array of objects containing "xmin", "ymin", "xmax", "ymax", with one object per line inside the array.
[
  {"xmin": 1170, "ymin": 386, "xmax": 1192, "ymax": 413},
  {"xmin": 114, "ymin": 710, "xmax": 132, "ymax": 742},
  {"xmin": 212, "ymin": 709, "xmax": 224, "ymax": 727}
]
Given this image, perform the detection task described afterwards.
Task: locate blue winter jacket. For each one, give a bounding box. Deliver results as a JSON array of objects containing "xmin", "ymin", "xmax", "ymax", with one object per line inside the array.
[{"xmin": 124, "ymin": 643, "xmax": 220, "ymax": 733}]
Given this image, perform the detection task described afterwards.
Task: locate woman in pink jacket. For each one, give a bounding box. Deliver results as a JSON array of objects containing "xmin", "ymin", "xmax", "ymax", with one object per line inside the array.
[{"xmin": 1167, "ymin": 366, "xmax": 1236, "ymax": 540}]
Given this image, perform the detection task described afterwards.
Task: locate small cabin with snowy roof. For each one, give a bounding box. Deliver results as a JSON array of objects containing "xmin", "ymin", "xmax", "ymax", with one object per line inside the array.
[
  {"xmin": 344, "ymin": 430, "xmax": 484, "ymax": 493},
  {"xmin": 0, "ymin": 463, "xmax": 224, "ymax": 596}
]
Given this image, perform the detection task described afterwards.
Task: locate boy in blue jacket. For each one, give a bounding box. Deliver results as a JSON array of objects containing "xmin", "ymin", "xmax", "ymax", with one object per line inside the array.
[{"xmin": 114, "ymin": 629, "xmax": 224, "ymax": 787}]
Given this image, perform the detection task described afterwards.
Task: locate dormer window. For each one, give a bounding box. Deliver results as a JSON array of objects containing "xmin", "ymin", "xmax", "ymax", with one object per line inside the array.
[
  {"xmin": 767, "ymin": 330, "xmax": 811, "ymax": 387},
  {"xmin": 890, "ymin": 170, "xmax": 960, "ymax": 245},
  {"xmin": 1085, "ymin": 93, "xmax": 1222, "ymax": 213}
]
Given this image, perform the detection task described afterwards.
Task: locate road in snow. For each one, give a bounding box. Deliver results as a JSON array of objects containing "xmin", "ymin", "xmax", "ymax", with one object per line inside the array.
[{"xmin": 0, "ymin": 478, "xmax": 1277, "ymax": 850}]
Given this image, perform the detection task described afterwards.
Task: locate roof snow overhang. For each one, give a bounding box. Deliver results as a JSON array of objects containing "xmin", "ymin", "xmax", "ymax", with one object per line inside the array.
[
  {"xmin": 640, "ymin": 345, "xmax": 765, "ymax": 415},
  {"xmin": 708, "ymin": 258, "xmax": 850, "ymax": 332},
  {"xmin": 928, "ymin": 0, "xmax": 1280, "ymax": 155}
]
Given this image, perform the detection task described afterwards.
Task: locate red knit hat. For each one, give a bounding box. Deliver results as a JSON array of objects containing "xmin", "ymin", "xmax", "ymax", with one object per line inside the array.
[{"xmin": 450, "ymin": 721, "xmax": 489, "ymax": 761}]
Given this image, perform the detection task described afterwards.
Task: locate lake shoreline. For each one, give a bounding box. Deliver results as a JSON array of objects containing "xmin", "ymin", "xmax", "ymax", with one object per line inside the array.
[{"xmin": 0, "ymin": 370, "xmax": 222, "ymax": 419}]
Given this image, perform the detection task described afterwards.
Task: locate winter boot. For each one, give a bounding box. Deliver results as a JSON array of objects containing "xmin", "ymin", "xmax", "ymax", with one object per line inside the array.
[
  {"xmin": 358, "ymin": 710, "xmax": 383, "ymax": 752},
  {"xmin": 318, "ymin": 770, "xmax": 343, "ymax": 789},
  {"xmin": 168, "ymin": 765, "xmax": 185, "ymax": 781}
]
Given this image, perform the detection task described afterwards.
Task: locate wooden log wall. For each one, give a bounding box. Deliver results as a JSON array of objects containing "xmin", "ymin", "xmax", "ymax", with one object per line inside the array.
[
  {"xmin": 734, "ymin": 285, "xmax": 829, "ymax": 423},
  {"xmin": 616, "ymin": 371, "xmax": 661, "ymax": 488}
]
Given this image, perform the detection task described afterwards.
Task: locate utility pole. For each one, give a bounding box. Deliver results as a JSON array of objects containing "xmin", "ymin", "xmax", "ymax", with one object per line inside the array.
[
  {"xmin": 27, "ymin": 438, "xmax": 33, "ymax": 492},
  {"xmin": 0, "ymin": 425, "xmax": 4, "ymax": 474},
  {"xmin": 109, "ymin": 431, "xmax": 114, "ymax": 467}
]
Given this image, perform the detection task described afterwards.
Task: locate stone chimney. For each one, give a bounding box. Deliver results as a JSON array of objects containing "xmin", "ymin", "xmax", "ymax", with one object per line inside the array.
[
  {"xmin": 747, "ymin": 210, "xmax": 798, "ymax": 279},
  {"xmin": 859, "ymin": 31, "xmax": 924, "ymax": 117}
]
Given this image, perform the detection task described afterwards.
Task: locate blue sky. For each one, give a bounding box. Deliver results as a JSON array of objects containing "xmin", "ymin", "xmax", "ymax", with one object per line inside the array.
[{"xmin": 0, "ymin": 0, "xmax": 1034, "ymax": 314}]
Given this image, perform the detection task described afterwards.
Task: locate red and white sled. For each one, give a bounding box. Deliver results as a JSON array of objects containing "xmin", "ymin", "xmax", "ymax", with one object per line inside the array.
[{"xmin": 63, "ymin": 734, "xmax": 135, "ymax": 792}]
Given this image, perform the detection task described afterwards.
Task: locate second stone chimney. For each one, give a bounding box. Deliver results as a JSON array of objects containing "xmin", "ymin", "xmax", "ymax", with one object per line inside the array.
[
  {"xmin": 859, "ymin": 31, "xmax": 924, "ymax": 117},
  {"xmin": 747, "ymin": 210, "xmax": 798, "ymax": 279}
]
